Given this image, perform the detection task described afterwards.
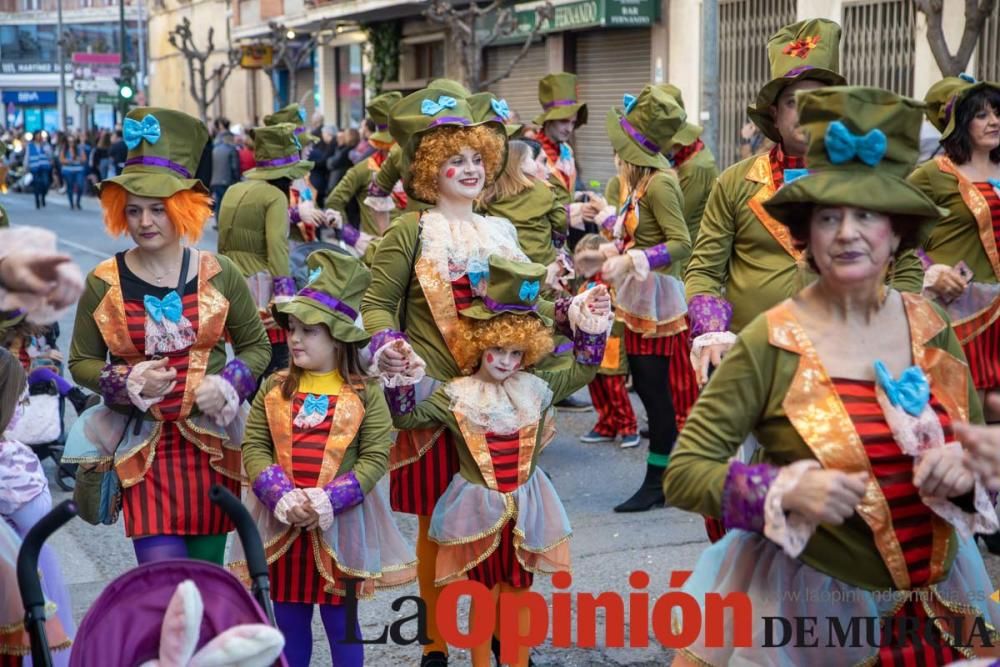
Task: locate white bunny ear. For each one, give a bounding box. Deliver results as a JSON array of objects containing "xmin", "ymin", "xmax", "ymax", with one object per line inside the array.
[
  {"xmin": 188, "ymin": 624, "xmax": 285, "ymax": 667},
  {"xmin": 155, "ymin": 580, "xmax": 204, "ymax": 667}
]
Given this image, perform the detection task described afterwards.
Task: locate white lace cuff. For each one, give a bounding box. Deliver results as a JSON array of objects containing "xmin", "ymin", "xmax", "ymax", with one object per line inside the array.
[
  {"xmin": 126, "ymin": 359, "xmax": 168, "ymax": 411},
  {"xmin": 568, "ymin": 203, "xmax": 586, "ymax": 230},
  {"xmin": 363, "ymin": 195, "xmax": 395, "ymax": 212},
  {"xmin": 371, "ymin": 339, "xmax": 427, "ymax": 388},
  {"xmin": 625, "ymin": 249, "xmax": 650, "ymax": 281},
  {"xmin": 919, "ymin": 442, "xmax": 1000, "ymax": 540},
  {"xmin": 302, "ymin": 487, "xmax": 335, "ymax": 532},
  {"xmin": 763, "ymin": 459, "xmax": 822, "ymax": 558},
  {"xmin": 923, "ymin": 264, "xmax": 951, "ymax": 295},
  {"xmin": 200, "ymin": 375, "xmax": 241, "ymax": 427},
  {"xmin": 273, "ymin": 488, "xmax": 308, "ymax": 525},
  {"xmin": 567, "ymin": 288, "xmax": 614, "ymax": 335},
  {"xmin": 688, "ymin": 331, "xmax": 738, "ymax": 370}
]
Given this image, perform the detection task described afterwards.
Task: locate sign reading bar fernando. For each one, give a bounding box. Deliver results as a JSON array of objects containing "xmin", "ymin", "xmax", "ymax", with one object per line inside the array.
[{"xmin": 480, "ymin": 0, "xmax": 658, "ymax": 44}]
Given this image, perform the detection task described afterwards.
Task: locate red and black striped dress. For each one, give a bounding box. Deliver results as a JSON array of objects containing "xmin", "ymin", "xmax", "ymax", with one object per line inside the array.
[
  {"xmin": 387, "ymin": 275, "xmax": 467, "ymax": 516},
  {"xmin": 465, "ymin": 431, "xmax": 533, "ymax": 590},
  {"xmin": 118, "ymin": 258, "xmax": 239, "ymax": 538},
  {"xmin": 834, "ymin": 378, "xmax": 963, "ymax": 667},
  {"xmin": 960, "ymin": 182, "xmax": 1000, "ymax": 390},
  {"xmin": 270, "ymin": 393, "xmax": 341, "ymax": 605}
]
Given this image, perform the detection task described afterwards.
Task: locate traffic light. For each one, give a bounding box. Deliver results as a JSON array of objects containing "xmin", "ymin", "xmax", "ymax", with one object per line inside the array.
[{"xmin": 117, "ymin": 64, "xmax": 136, "ymax": 103}]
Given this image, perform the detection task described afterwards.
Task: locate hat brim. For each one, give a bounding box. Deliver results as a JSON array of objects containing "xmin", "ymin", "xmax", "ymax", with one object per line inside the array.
[
  {"xmin": 244, "ymin": 160, "xmax": 314, "ymax": 181},
  {"xmin": 938, "ymin": 81, "xmax": 1000, "ymax": 139},
  {"xmin": 670, "ymin": 121, "xmax": 703, "ymax": 149},
  {"xmin": 98, "ymin": 171, "xmax": 209, "ymax": 198},
  {"xmin": 401, "ymin": 120, "xmax": 509, "ymax": 202},
  {"xmin": 273, "ymin": 299, "xmax": 370, "ymax": 344},
  {"xmin": 369, "ymin": 130, "xmax": 393, "ymax": 144},
  {"xmin": 606, "ymin": 109, "xmax": 670, "ymax": 170},
  {"xmin": 747, "ymin": 68, "xmax": 847, "ymax": 142},
  {"xmin": 533, "ymin": 103, "xmax": 588, "ymax": 127},
  {"xmin": 763, "ymin": 169, "xmax": 947, "ymax": 241},
  {"xmin": 459, "ymin": 303, "xmax": 553, "ymax": 328}
]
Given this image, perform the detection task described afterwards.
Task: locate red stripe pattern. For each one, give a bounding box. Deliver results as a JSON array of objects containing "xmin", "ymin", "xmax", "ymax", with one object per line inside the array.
[
  {"xmin": 451, "ymin": 274, "xmax": 474, "ymax": 312},
  {"xmin": 390, "ymin": 430, "xmax": 460, "ymax": 516},
  {"xmin": 270, "ymin": 393, "xmax": 341, "ymax": 604},
  {"xmin": 466, "ymin": 521, "xmax": 533, "ymax": 590},
  {"xmin": 962, "ymin": 182, "xmax": 1000, "ymax": 390},
  {"xmin": 120, "ymin": 295, "xmax": 237, "ymax": 538},
  {"xmin": 587, "ymin": 374, "xmax": 637, "ymax": 436},
  {"xmin": 834, "ymin": 379, "xmax": 962, "ymax": 666},
  {"xmin": 485, "ymin": 431, "xmax": 520, "ymax": 493},
  {"xmin": 267, "ymin": 327, "xmax": 288, "ymax": 345},
  {"xmin": 768, "ymin": 144, "xmax": 805, "ymax": 189}
]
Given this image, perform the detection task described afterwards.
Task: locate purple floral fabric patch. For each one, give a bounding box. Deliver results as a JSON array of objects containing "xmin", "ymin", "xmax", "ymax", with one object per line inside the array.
[
  {"xmin": 98, "ymin": 363, "xmax": 132, "ymax": 405},
  {"xmin": 288, "ymin": 206, "xmax": 301, "ymax": 224},
  {"xmin": 252, "ymin": 464, "xmax": 295, "ymax": 513},
  {"xmin": 721, "ymin": 461, "xmax": 780, "ymax": 532},
  {"xmin": 220, "ymin": 358, "xmax": 257, "ymax": 403},
  {"xmin": 915, "ymin": 248, "xmax": 933, "ymax": 271},
  {"xmin": 324, "ymin": 471, "xmax": 364, "ymax": 514},
  {"xmin": 553, "ymin": 297, "xmax": 573, "ymax": 338},
  {"xmin": 688, "ymin": 294, "xmax": 734, "ymax": 338},
  {"xmin": 600, "ymin": 213, "xmax": 617, "ymax": 232},
  {"xmin": 369, "ymin": 329, "xmax": 407, "ymax": 358},
  {"xmin": 574, "ymin": 328, "xmax": 607, "ymax": 366},
  {"xmin": 341, "ymin": 224, "xmax": 361, "ymax": 247},
  {"xmin": 643, "ymin": 243, "xmax": 672, "ymax": 271},
  {"xmin": 386, "ymin": 384, "xmax": 416, "ymax": 415},
  {"xmin": 367, "ymin": 181, "xmax": 390, "ymax": 198},
  {"xmin": 272, "ymin": 276, "xmax": 296, "ymax": 298}
]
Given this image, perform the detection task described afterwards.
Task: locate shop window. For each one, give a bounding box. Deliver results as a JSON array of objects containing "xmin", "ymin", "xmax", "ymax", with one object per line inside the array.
[
  {"xmin": 411, "ymin": 41, "xmax": 444, "ymax": 80},
  {"xmin": 21, "ymin": 0, "xmax": 40, "ymax": 10},
  {"xmin": 335, "ymin": 43, "xmax": 365, "ymax": 128}
]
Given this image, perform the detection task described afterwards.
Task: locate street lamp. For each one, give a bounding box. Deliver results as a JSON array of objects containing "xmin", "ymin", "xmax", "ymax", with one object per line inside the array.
[{"xmin": 286, "ymin": 29, "xmax": 296, "ymax": 39}]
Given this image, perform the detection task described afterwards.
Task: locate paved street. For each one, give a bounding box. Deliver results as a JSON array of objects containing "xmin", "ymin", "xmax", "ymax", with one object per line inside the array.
[{"xmin": 1, "ymin": 189, "xmax": 714, "ymax": 665}]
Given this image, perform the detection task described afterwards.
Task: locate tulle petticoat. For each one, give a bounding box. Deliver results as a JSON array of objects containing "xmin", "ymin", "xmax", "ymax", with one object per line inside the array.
[
  {"xmin": 428, "ymin": 469, "xmax": 571, "ymax": 586},
  {"xmin": 614, "ymin": 271, "xmax": 688, "ymax": 337},
  {"xmin": 945, "ymin": 281, "xmax": 1000, "ymax": 345}
]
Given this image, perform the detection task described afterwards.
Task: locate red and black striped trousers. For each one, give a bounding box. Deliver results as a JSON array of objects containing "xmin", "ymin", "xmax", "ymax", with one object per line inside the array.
[{"xmin": 587, "ymin": 374, "xmax": 637, "ymax": 436}]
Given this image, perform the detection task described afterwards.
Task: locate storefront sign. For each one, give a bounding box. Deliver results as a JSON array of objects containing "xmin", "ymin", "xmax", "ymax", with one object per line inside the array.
[
  {"xmin": 0, "ymin": 63, "xmax": 72, "ymax": 75},
  {"xmin": 1, "ymin": 90, "xmax": 58, "ymax": 105},
  {"xmin": 241, "ymin": 45, "xmax": 273, "ymax": 69},
  {"xmin": 482, "ymin": 0, "xmax": 658, "ymax": 44},
  {"xmin": 72, "ymin": 52, "xmax": 121, "ymax": 79}
]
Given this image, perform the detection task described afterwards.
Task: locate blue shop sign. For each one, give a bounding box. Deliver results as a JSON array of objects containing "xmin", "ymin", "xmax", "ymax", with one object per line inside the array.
[{"xmin": 2, "ymin": 90, "xmax": 58, "ymax": 105}]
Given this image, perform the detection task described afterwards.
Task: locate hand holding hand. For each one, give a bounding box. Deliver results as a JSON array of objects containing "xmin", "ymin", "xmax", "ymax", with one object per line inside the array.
[
  {"xmin": 914, "ymin": 445, "xmax": 975, "ymax": 499},
  {"xmin": 696, "ymin": 342, "xmax": 734, "ymax": 387},
  {"xmin": 378, "ymin": 338, "xmax": 415, "ymax": 375},
  {"xmin": 930, "ymin": 267, "xmax": 968, "ymax": 303},
  {"xmin": 583, "ymin": 284, "xmax": 612, "ymax": 319},
  {"xmin": 600, "ymin": 254, "xmax": 634, "ymax": 285},
  {"xmin": 194, "ymin": 379, "xmax": 228, "ymax": 415},
  {"xmin": 141, "ymin": 358, "xmax": 177, "ymax": 399},
  {"xmin": 783, "ymin": 469, "xmax": 868, "ymax": 525}
]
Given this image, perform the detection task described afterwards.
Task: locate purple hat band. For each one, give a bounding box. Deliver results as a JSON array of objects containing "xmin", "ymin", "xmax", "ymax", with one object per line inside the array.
[
  {"xmin": 482, "ymin": 295, "xmax": 538, "ymax": 313},
  {"xmin": 784, "ymin": 64, "xmax": 815, "ymax": 78},
  {"xmin": 124, "ymin": 156, "xmax": 191, "ymax": 178},
  {"xmin": 376, "ymin": 123, "xmax": 389, "ymax": 131},
  {"xmin": 543, "ymin": 99, "xmax": 579, "ymax": 110},
  {"xmin": 297, "ymin": 288, "xmax": 358, "ymax": 321},
  {"xmin": 256, "ymin": 154, "xmax": 301, "ymax": 168},
  {"xmin": 619, "ymin": 117, "xmax": 660, "ymax": 154},
  {"xmin": 428, "ymin": 116, "xmax": 471, "ymax": 128},
  {"xmin": 293, "ymin": 126, "xmax": 306, "ymax": 135}
]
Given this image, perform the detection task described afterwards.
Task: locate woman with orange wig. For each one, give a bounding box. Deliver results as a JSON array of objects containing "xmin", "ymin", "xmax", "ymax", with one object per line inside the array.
[{"xmin": 66, "ymin": 108, "xmax": 271, "ymax": 566}]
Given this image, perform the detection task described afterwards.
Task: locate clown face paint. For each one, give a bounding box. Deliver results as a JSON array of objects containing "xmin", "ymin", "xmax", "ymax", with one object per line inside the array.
[
  {"xmin": 438, "ymin": 148, "xmax": 486, "ymax": 202},
  {"xmin": 476, "ymin": 347, "xmax": 524, "ymax": 383}
]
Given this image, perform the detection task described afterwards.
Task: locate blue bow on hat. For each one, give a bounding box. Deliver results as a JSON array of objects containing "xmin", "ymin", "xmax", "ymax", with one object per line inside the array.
[
  {"xmin": 784, "ymin": 168, "xmax": 810, "ymax": 186},
  {"xmin": 298, "ymin": 107, "xmax": 307, "ymax": 122},
  {"xmin": 959, "ymin": 72, "xmax": 977, "ymax": 83},
  {"xmin": 301, "ymin": 393, "xmax": 329, "ymax": 417},
  {"xmin": 123, "ymin": 114, "xmax": 162, "ymax": 150},
  {"xmin": 518, "ymin": 280, "xmax": 540, "ymax": 302},
  {"xmin": 874, "ymin": 360, "xmax": 930, "ymax": 417},
  {"xmin": 467, "ymin": 259, "xmax": 489, "ymax": 288},
  {"xmin": 308, "ymin": 267, "xmax": 322, "ymax": 285},
  {"xmin": 491, "ymin": 98, "xmax": 510, "ymax": 120},
  {"xmin": 825, "ymin": 120, "xmax": 887, "ymax": 167},
  {"xmin": 421, "ymin": 96, "xmax": 458, "ymax": 116},
  {"xmin": 623, "ymin": 94, "xmax": 638, "ymax": 114},
  {"xmin": 144, "ymin": 291, "xmax": 183, "ymax": 324}
]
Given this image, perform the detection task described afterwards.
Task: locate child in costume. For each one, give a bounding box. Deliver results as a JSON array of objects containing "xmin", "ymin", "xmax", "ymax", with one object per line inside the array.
[
  {"xmin": 232, "ymin": 249, "xmax": 416, "ymax": 667},
  {"xmin": 388, "ymin": 255, "xmax": 612, "ymax": 667}
]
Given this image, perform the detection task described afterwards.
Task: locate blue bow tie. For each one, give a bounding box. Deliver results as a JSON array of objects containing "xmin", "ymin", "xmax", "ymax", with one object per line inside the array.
[
  {"xmin": 559, "ymin": 143, "xmax": 572, "ymax": 162},
  {"xmin": 301, "ymin": 394, "xmax": 329, "ymax": 417},
  {"xmin": 518, "ymin": 280, "xmax": 540, "ymax": 302},
  {"xmin": 491, "ymin": 98, "xmax": 510, "ymax": 120},
  {"xmin": 144, "ymin": 291, "xmax": 183, "ymax": 324},
  {"xmin": 123, "ymin": 114, "xmax": 162, "ymax": 151},
  {"xmin": 825, "ymin": 120, "xmax": 887, "ymax": 167},
  {"xmin": 467, "ymin": 259, "xmax": 489, "ymax": 288},
  {"xmin": 421, "ymin": 96, "xmax": 458, "ymax": 116},
  {"xmin": 874, "ymin": 361, "xmax": 930, "ymax": 417},
  {"xmin": 308, "ymin": 267, "xmax": 322, "ymax": 285},
  {"xmin": 784, "ymin": 168, "xmax": 810, "ymax": 186},
  {"xmin": 987, "ymin": 178, "xmax": 1000, "ymax": 192},
  {"xmin": 623, "ymin": 93, "xmax": 638, "ymax": 114}
]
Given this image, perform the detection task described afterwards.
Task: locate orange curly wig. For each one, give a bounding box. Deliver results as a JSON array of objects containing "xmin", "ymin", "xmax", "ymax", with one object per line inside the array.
[
  {"xmin": 99, "ymin": 182, "xmax": 213, "ymax": 242},
  {"xmin": 409, "ymin": 125, "xmax": 505, "ymax": 204},
  {"xmin": 454, "ymin": 313, "xmax": 554, "ymax": 375}
]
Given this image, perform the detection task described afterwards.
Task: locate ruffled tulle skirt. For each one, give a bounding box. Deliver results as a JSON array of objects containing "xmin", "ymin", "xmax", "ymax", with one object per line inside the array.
[
  {"xmin": 675, "ymin": 530, "xmax": 1000, "ymax": 666},
  {"xmin": 428, "ymin": 469, "xmax": 571, "ymax": 586},
  {"xmin": 614, "ymin": 271, "xmax": 688, "ymax": 337},
  {"xmin": 946, "ymin": 282, "xmax": 1000, "ymax": 389}
]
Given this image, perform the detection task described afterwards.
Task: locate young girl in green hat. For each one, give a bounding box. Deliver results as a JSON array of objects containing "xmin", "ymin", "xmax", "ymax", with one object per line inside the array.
[{"xmin": 232, "ymin": 249, "xmax": 416, "ymax": 667}]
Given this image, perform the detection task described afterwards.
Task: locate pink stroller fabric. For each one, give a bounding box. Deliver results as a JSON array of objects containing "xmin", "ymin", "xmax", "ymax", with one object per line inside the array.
[{"xmin": 69, "ymin": 559, "xmax": 286, "ymax": 666}]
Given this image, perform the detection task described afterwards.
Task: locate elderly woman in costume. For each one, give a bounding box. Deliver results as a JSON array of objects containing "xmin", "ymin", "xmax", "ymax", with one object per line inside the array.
[
  {"xmin": 388, "ymin": 256, "xmax": 612, "ymax": 667},
  {"xmin": 909, "ymin": 76, "xmax": 1000, "ymax": 423},
  {"xmin": 67, "ymin": 108, "xmax": 271, "ymax": 566},
  {"xmin": 664, "ymin": 87, "xmax": 1000, "ymax": 666}
]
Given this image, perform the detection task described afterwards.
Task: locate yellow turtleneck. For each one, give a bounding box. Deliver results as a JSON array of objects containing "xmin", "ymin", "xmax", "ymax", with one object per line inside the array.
[{"xmin": 297, "ymin": 369, "xmax": 344, "ymax": 396}]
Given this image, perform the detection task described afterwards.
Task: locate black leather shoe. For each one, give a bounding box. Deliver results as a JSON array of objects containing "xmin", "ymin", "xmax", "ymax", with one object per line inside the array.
[
  {"xmin": 614, "ymin": 484, "xmax": 666, "ymax": 513},
  {"xmin": 639, "ymin": 427, "xmax": 650, "ymax": 439},
  {"xmin": 555, "ymin": 395, "xmax": 592, "ymax": 412},
  {"xmin": 421, "ymin": 651, "xmax": 448, "ymax": 667}
]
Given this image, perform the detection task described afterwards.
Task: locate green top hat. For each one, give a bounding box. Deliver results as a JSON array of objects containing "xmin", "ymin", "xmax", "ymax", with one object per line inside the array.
[
  {"xmin": 656, "ymin": 83, "xmax": 685, "ymax": 110},
  {"xmin": 764, "ymin": 86, "xmax": 947, "ymax": 234},
  {"xmin": 244, "ymin": 123, "xmax": 314, "ymax": 181},
  {"xmin": 273, "ymin": 249, "xmax": 371, "ymax": 344},
  {"xmin": 534, "ymin": 72, "xmax": 588, "ymax": 127},
  {"xmin": 367, "ymin": 91, "xmax": 403, "ymax": 145},
  {"xmin": 607, "ymin": 85, "xmax": 701, "ymax": 169},
  {"xmin": 389, "ymin": 87, "xmax": 507, "ymax": 200},
  {"xmin": 100, "ymin": 107, "xmax": 209, "ymax": 198},
  {"xmin": 428, "ymin": 78, "xmax": 470, "ymax": 99},
  {"xmin": 748, "ymin": 19, "xmax": 847, "ymax": 143},
  {"xmin": 924, "ymin": 73, "xmax": 1000, "ymax": 140},
  {"xmin": 264, "ymin": 103, "xmax": 318, "ymax": 147},
  {"xmin": 461, "ymin": 255, "xmax": 552, "ymax": 326},
  {"xmin": 467, "ymin": 92, "xmax": 522, "ymax": 137}
]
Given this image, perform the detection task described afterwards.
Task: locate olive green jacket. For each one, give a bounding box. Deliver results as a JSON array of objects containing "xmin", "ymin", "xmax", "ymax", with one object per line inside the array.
[
  {"xmin": 324, "ymin": 157, "xmax": 400, "ymax": 238},
  {"xmin": 685, "ymin": 153, "xmax": 925, "ymax": 333},
  {"xmin": 909, "ymin": 156, "xmax": 1000, "ymax": 283},
  {"xmin": 242, "ymin": 375, "xmax": 392, "ymax": 493},
  {"xmin": 675, "ymin": 145, "xmax": 720, "ymax": 246},
  {"xmin": 480, "ymin": 181, "xmax": 565, "ymax": 265},
  {"xmin": 663, "ymin": 293, "xmax": 981, "ymax": 591},
  {"xmin": 217, "ymin": 180, "xmax": 291, "ymax": 280},
  {"xmin": 372, "ymin": 145, "xmax": 430, "ymax": 213},
  {"xmin": 68, "ymin": 252, "xmax": 271, "ymax": 420}
]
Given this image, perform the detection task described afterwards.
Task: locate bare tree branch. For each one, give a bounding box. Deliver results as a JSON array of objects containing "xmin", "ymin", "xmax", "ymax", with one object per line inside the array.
[
  {"xmin": 481, "ymin": 4, "xmax": 553, "ymax": 89},
  {"xmin": 167, "ymin": 17, "xmax": 240, "ymax": 122},
  {"xmin": 916, "ymin": 0, "xmax": 996, "ymax": 76}
]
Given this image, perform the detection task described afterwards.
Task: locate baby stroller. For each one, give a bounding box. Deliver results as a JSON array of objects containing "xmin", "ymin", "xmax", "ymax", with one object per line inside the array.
[{"xmin": 17, "ymin": 486, "xmax": 286, "ymax": 667}]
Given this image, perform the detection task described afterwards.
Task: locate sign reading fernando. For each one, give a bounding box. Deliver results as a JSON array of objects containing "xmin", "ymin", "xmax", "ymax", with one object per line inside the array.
[{"xmin": 481, "ymin": 0, "xmax": 658, "ymax": 44}]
